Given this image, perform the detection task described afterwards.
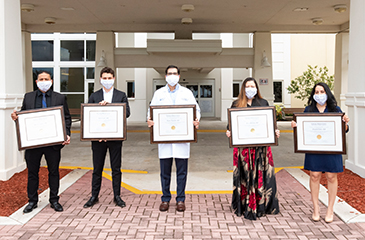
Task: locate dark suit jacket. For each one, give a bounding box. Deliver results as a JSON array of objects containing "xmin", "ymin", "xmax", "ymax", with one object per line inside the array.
[
  {"xmin": 21, "ymin": 89, "xmax": 72, "ymax": 149},
  {"xmin": 88, "ymin": 88, "xmax": 130, "ymax": 118}
]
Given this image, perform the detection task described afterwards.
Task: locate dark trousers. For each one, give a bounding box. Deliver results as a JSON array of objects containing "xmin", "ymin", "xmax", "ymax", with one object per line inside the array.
[
  {"xmin": 160, "ymin": 158, "xmax": 188, "ymax": 202},
  {"xmin": 91, "ymin": 141, "xmax": 123, "ymax": 197},
  {"xmin": 25, "ymin": 146, "xmax": 61, "ymax": 203}
]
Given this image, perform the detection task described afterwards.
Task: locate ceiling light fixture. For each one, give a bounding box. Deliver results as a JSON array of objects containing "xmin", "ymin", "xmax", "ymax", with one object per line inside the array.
[
  {"xmin": 334, "ymin": 4, "xmax": 347, "ymax": 13},
  {"xmin": 44, "ymin": 17, "xmax": 56, "ymax": 24},
  {"xmin": 181, "ymin": 18, "xmax": 193, "ymax": 24},
  {"xmin": 21, "ymin": 4, "xmax": 35, "ymax": 12},
  {"xmin": 293, "ymin": 7, "xmax": 308, "ymax": 12},
  {"xmin": 181, "ymin": 4, "xmax": 194, "ymax": 12},
  {"xmin": 61, "ymin": 7, "xmax": 75, "ymax": 11},
  {"xmin": 312, "ymin": 18, "xmax": 323, "ymax": 25}
]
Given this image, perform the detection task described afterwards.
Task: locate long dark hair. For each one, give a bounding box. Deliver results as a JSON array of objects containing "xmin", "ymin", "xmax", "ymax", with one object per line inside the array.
[
  {"xmin": 235, "ymin": 77, "xmax": 263, "ymax": 107},
  {"xmin": 307, "ymin": 82, "xmax": 337, "ymax": 112}
]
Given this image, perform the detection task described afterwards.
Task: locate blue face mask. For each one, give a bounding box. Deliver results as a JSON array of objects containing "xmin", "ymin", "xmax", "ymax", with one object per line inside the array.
[
  {"xmin": 313, "ymin": 94, "xmax": 327, "ymax": 106},
  {"xmin": 245, "ymin": 87, "xmax": 257, "ymax": 99}
]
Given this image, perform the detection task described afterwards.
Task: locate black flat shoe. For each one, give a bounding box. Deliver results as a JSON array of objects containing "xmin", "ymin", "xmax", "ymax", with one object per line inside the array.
[
  {"xmin": 83, "ymin": 196, "xmax": 99, "ymax": 208},
  {"xmin": 50, "ymin": 202, "xmax": 63, "ymax": 212},
  {"xmin": 23, "ymin": 202, "xmax": 37, "ymax": 213},
  {"xmin": 114, "ymin": 196, "xmax": 126, "ymax": 208}
]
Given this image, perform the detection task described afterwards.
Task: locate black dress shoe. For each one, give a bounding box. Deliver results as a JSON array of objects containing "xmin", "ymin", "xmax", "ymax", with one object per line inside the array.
[
  {"xmin": 114, "ymin": 196, "xmax": 126, "ymax": 208},
  {"xmin": 50, "ymin": 202, "xmax": 63, "ymax": 212},
  {"xmin": 23, "ymin": 202, "xmax": 37, "ymax": 213},
  {"xmin": 83, "ymin": 196, "xmax": 99, "ymax": 208}
]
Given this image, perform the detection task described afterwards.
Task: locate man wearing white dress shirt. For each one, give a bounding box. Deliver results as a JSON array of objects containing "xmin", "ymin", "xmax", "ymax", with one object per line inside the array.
[{"xmin": 147, "ymin": 65, "xmax": 201, "ymax": 212}]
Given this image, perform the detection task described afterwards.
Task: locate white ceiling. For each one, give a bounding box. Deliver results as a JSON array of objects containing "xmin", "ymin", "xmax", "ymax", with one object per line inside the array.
[{"xmin": 21, "ymin": 0, "xmax": 350, "ymax": 35}]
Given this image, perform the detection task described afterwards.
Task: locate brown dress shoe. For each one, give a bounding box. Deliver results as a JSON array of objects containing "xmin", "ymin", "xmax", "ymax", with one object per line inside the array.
[
  {"xmin": 176, "ymin": 201, "xmax": 185, "ymax": 212},
  {"xmin": 159, "ymin": 202, "xmax": 169, "ymax": 211}
]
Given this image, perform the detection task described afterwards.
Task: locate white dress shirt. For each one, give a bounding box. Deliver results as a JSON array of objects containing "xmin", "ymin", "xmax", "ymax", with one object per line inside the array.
[
  {"xmin": 148, "ymin": 84, "xmax": 201, "ymax": 159},
  {"xmin": 103, "ymin": 87, "xmax": 114, "ymax": 103}
]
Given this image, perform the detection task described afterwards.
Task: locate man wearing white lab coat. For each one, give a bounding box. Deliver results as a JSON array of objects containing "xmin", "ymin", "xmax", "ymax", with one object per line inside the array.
[{"xmin": 147, "ymin": 65, "xmax": 201, "ymax": 212}]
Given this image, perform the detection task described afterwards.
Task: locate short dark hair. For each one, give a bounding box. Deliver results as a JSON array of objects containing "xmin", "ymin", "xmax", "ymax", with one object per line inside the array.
[
  {"xmin": 165, "ymin": 65, "xmax": 180, "ymax": 75},
  {"xmin": 100, "ymin": 67, "xmax": 115, "ymax": 77},
  {"xmin": 37, "ymin": 71, "xmax": 52, "ymax": 79}
]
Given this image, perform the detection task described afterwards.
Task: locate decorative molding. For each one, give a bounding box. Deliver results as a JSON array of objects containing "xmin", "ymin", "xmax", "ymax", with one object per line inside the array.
[{"xmin": 0, "ymin": 94, "xmax": 24, "ymax": 109}]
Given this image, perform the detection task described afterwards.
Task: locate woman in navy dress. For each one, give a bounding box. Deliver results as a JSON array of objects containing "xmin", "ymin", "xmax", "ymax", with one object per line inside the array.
[{"xmin": 291, "ymin": 82, "xmax": 349, "ymax": 223}]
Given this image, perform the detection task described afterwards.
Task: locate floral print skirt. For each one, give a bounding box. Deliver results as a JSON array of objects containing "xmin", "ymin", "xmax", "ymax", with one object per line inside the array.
[{"xmin": 231, "ymin": 146, "xmax": 280, "ymax": 220}]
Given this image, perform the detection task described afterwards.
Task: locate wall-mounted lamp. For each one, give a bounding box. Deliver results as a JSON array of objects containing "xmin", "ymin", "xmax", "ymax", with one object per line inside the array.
[
  {"xmin": 261, "ymin": 51, "xmax": 271, "ymax": 67},
  {"xmin": 97, "ymin": 50, "xmax": 107, "ymax": 67}
]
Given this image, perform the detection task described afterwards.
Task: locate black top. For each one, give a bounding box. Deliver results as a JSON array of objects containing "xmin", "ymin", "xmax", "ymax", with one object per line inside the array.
[{"xmin": 35, "ymin": 89, "xmax": 52, "ymax": 109}]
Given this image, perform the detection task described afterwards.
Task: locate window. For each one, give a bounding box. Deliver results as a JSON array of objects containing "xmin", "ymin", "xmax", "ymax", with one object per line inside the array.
[
  {"xmin": 86, "ymin": 67, "xmax": 95, "ymax": 79},
  {"xmin": 86, "ymin": 41, "xmax": 96, "ymax": 61},
  {"xmin": 273, "ymin": 81, "xmax": 283, "ymax": 102},
  {"xmin": 233, "ymin": 80, "xmax": 242, "ymax": 98},
  {"xmin": 60, "ymin": 68, "xmax": 84, "ymax": 92},
  {"xmin": 60, "ymin": 40, "xmax": 84, "ymax": 61},
  {"xmin": 32, "ymin": 41, "xmax": 54, "ymax": 61},
  {"xmin": 127, "ymin": 81, "xmax": 135, "ymax": 98}
]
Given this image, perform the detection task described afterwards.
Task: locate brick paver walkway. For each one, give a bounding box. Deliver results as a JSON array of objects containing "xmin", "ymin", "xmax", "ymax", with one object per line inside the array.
[{"xmin": 1, "ymin": 170, "xmax": 365, "ymax": 240}]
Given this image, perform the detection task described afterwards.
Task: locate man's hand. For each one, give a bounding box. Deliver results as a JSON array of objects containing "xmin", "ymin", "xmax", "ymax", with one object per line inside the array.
[
  {"xmin": 147, "ymin": 118, "xmax": 154, "ymax": 128},
  {"xmin": 99, "ymin": 100, "xmax": 108, "ymax": 106},
  {"xmin": 62, "ymin": 135, "xmax": 71, "ymax": 145},
  {"xmin": 11, "ymin": 109, "xmax": 18, "ymax": 121},
  {"xmin": 193, "ymin": 118, "xmax": 199, "ymax": 129}
]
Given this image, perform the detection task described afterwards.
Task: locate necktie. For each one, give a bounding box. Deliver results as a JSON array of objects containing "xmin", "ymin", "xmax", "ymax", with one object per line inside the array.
[{"xmin": 42, "ymin": 93, "xmax": 47, "ymax": 108}]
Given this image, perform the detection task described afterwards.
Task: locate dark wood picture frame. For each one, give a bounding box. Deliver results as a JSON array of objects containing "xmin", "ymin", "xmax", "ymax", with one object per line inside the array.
[
  {"xmin": 228, "ymin": 106, "xmax": 278, "ymax": 148},
  {"xmin": 293, "ymin": 113, "xmax": 346, "ymax": 154},
  {"xmin": 80, "ymin": 103, "xmax": 127, "ymax": 141},
  {"xmin": 15, "ymin": 106, "xmax": 66, "ymax": 151},
  {"xmin": 150, "ymin": 105, "xmax": 197, "ymax": 144}
]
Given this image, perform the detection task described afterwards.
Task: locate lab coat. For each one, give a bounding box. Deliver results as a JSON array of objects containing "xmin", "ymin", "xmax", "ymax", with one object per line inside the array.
[{"xmin": 148, "ymin": 84, "xmax": 201, "ymax": 159}]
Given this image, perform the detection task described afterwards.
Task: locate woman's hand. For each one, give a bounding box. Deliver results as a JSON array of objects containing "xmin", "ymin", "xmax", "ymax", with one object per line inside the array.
[
  {"xmin": 193, "ymin": 118, "xmax": 200, "ymax": 129},
  {"xmin": 275, "ymin": 129, "xmax": 280, "ymax": 138},
  {"xmin": 147, "ymin": 118, "xmax": 154, "ymax": 128},
  {"xmin": 11, "ymin": 109, "xmax": 18, "ymax": 121},
  {"xmin": 291, "ymin": 120, "xmax": 297, "ymax": 128},
  {"xmin": 62, "ymin": 135, "xmax": 71, "ymax": 145},
  {"xmin": 343, "ymin": 114, "xmax": 350, "ymax": 124},
  {"xmin": 226, "ymin": 130, "xmax": 231, "ymax": 138}
]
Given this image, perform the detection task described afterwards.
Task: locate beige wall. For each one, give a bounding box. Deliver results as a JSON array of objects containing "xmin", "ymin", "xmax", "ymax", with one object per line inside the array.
[{"xmin": 290, "ymin": 34, "xmax": 335, "ymax": 107}]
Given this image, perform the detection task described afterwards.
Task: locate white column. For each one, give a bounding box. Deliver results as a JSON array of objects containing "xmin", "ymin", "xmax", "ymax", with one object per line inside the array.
[
  {"xmin": 0, "ymin": 0, "xmax": 26, "ymax": 180},
  {"xmin": 252, "ymin": 32, "xmax": 274, "ymax": 105},
  {"xmin": 334, "ymin": 32, "xmax": 349, "ymax": 112},
  {"xmin": 345, "ymin": 0, "xmax": 365, "ymax": 178},
  {"xmin": 94, "ymin": 31, "xmax": 115, "ymax": 91},
  {"xmin": 221, "ymin": 68, "xmax": 233, "ymax": 121}
]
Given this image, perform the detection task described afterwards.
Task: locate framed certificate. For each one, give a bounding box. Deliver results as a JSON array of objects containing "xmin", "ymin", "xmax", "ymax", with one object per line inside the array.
[
  {"xmin": 16, "ymin": 106, "xmax": 66, "ymax": 151},
  {"xmin": 150, "ymin": 105, "xmax": 197, "ymax": 144},
  {"xmin": 293, "ymin": 113, "xmax": 346, "ymax": 154},
  {"xmin": 228, "ymin": 106, "xmax": 278, "ymax": 148},
  {"xmin": 80, "ymin": 103, "xmax": 127, "ymax": 141}
]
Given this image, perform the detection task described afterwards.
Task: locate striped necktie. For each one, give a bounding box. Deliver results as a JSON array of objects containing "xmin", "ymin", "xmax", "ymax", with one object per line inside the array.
[{"xmin": 42, "ymin": 93, "xmax": 47, "ymax": 108}]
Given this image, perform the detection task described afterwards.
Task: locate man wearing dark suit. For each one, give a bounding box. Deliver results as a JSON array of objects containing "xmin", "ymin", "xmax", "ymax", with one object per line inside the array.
[
  {"xmin": 11, "ymin": 71, "xmax": 71, "ymax": 213},
  {"xmin": 83, "ymin": 67, "xmax": 130, "ymax": 209}
]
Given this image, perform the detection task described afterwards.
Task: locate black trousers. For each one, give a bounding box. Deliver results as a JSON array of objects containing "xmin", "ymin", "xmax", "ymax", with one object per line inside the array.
[
  {"xmin": 25, "ymin": 146, "xmax": 61, "ymax": 203},
  {"xmin": 91, "ymin": 141, "xmax": 123, "ymax": 197},
  {"xmin": 160, "ymin": 158, "xmax": 188, "ymax": 202}
]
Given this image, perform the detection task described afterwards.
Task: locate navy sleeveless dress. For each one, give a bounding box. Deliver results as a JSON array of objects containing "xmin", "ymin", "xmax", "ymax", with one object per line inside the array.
[{"xmin": 303, "ymin": 106, "xmax": 346, "ymax": 173}]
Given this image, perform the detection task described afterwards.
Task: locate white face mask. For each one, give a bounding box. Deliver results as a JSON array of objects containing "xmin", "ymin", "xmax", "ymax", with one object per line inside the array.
[
  {"xmin": 37, "ymin": 81, "xmax": 52, "ymax": 92},
  {"xmin": 245, "ymin": 87, "xmax": 257, "ymax": 99},
  {"xmin": 166, "ymin": 75, "xmax": 179, "ymax": 86},
  {"xmin": 313, "ymin": 94, "xmax": 327, "ymax": 106},
  {"xmin": 100, "ymin": 79, "xmax": 114, "ymax": 90}
]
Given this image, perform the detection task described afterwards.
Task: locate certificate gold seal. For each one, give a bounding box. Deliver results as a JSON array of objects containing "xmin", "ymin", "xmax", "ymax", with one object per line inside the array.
[
  {"xmin": 317, "ymin": 135, "xmax": 322, "ymax": 140},
  {"xmin": 171, "ymin": 126, "xmax": 176, "ymax": 130},
  {"xmin": 101, "ymin": 123, "xmax": 106, "ymax": 127},
  {"xmin": 250, "ymin": 128, "xmax": 255, "ymax": 133}
]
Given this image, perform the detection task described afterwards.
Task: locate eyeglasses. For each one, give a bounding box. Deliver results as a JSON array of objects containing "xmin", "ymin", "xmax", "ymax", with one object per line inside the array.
[{"xmin": 166, "ymin": 72, "xmax": 179, "ymax": 75}]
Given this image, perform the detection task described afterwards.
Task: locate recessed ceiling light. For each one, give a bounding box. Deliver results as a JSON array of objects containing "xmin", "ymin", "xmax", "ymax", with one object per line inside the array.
[
  {"xmin": 61, "ymin": 7, "xmax": 75, "ymax": 11},
  {"xmin": 181, "ymin": 18, "xmax": 193, "ymax": 24},
  {"xmin": 293, "ymin": 7, "xmax": 308, "ymax": 12},
  {"xmin": 44, "ymin": 17, "xmax": 56, "ymax": 24},
  {"xmin": 21, "ymin": 4, "xmax": 35, "ymax": 12},
  {"xmin": 312, "ymin": 18, "xmax": 323, "ymax": 25},
  {"xmin": 181, "ymin": 4, "xmax": 194, "ymax": 12},
  {"xmin": 334, "ymin": 5, "xmax": 347, "ymax": 13}
]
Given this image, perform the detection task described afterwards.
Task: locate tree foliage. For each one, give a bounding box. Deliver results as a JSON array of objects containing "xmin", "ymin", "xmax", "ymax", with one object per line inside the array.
[{"xmin": 287, "ymin": 65, "xmax": 334, "ymax": 102}]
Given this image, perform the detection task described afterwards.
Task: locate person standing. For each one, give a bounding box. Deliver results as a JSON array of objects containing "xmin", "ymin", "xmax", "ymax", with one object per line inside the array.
[
  {"xmin": 11, "ymin": 71, "xmax": 71, "ymax": 213},
  {"xmin": 83, "ymin": 67, "xmax": 130, "ymax": 209},
  {"xmin": 226, "ymin": 77, "xmax": 280, "ymax": 220},
  {"xmin": 291, "ymin": 82, "xmax": 349, "ymax": 223},
  {"xmin": 147, "ymin": 65, "xmax": 200, "ymax": 212}
]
